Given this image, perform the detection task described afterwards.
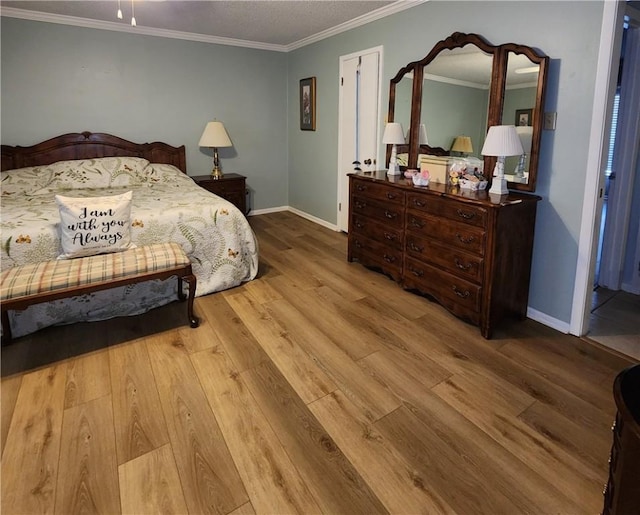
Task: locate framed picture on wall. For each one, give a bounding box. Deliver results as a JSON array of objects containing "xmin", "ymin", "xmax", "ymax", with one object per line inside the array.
[
  {"xmin": 300, "ymin": 77, "xmax": 316, "ymax": 131},
  {"xmin": 515, "ymin": 108, "xmax": 533, "ymax": 127}
]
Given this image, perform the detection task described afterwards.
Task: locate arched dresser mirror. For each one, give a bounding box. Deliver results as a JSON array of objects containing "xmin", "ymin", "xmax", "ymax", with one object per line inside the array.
[{"xmin": 386, "ymin": 32, "xmax": 548, "ymax": 192}]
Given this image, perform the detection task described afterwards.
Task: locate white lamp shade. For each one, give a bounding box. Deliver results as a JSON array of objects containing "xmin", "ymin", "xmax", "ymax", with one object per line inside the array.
[
  {"xmin": 481, "ymin": 125, "xmax": 524, "ymax": 157},
  {"xmin": 199, "ymin": 121, "xmax": 232, "ymax": 148},
  {"xmin": 382, "ymin": 122, "xmax": 405, "ymax": 145},
  {"xmin": 515, "ymin": 125, "xmax": 534, "ymax": 153},
  {"xmin": 405, "ymin": 124, "xmax": 429, "ymax": 145}
]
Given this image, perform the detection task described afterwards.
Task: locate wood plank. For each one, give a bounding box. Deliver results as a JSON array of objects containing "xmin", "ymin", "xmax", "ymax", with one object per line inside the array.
[
  {"xmin": 118, "ymin": 444, "xmax": 188, "ymax": 515},
  {"xmin": 309, "ymin": 390, "xmax": 455, "ymax": 514},
  {"xmin": 225, "ymin": 290, "xmax": 336, "ymax": 404},
  {"xmin": 1, "ymin": 364, "xmax": 67, "ymax": 514},
  {"xmin": 109, "ymin": 340, "xmax": 169, "ymax": 465},
  {"xmin": 64, "ymin": 349, "xmax": 111, "ymax": 409},
  {"xmin": 196, "ymin": 293, "xmax": 269, "ymax": 372},
  {"xmin": 360, "ymin": 350, "xmax": 580, "ymax": 513},
  {"xmin": 54, "ymin": 395, "xmax": 120, "ymax": 515},
  {"xmin": 176, "ymin": 298, "xmax": 223, "ymax": 353},
  {"xmin": 146, "ymin": 330, "xmax": 249, "ymax": 515},
  {"xmin": 265, "ymin": 295, "xmax": 401, "ymax": 422},
  {"xmin": 1, "ymin": 374, "xmax": 22, "ymax": 455},
  {"xmin": 268, "ymin": 276, "xmax": 383, "ymax": 360},
  {"xmin": 243, "ymin": 360, "xmax": 388, "ymax": 514},
  {"xmin": 431, "ymin": 374, "xmax": 605, "ymax": 512},
  {"xmin": 228, "ymin": 501, "xmax": 256, "ymax": 515},
  {"xmin": 191, "ymin": 345, "xmax": 322, "ymax": 514}
]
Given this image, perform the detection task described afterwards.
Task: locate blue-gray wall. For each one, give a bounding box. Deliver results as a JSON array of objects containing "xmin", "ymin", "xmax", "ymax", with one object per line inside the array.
[
  {"xmin": 0, "ymin": 18, "xmax": 289, "ymax": 210},
  {"xmin": 1, "ymin": 1, "xmax": 610, "ymax": 327}
]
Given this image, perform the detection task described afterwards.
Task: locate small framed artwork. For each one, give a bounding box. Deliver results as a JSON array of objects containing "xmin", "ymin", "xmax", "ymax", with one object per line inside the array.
[
  {"xmin": 515, "ymin": 108, "xmax": 533, "ymax": 127},
  {"xmin": 300, "ymin": 77, "xmax": 316, "ymax": 131}
]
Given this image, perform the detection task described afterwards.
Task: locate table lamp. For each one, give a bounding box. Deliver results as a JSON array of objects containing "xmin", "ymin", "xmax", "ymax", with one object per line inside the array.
[
  {"xmin": 481, "ymin": 125, "xmax": 524, "ymax": 196},
  {"xmin": 199, "ymin": 121, "xmax": 233, "ymax": 179},
  {"xmin": 514, "ymin": 125, "xmax": 533, "ymax": 178},
  {"xmin": 382, "ymin": 122, "xmax": 405, "ymax": 176},
  {"xmin": 451, "ymin": 135, "xmax": 473, "ymax": 157}
]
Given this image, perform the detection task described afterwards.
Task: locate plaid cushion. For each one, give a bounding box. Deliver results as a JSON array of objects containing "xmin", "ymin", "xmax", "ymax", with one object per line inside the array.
[{"xmin": 1, "ymin": 242, "xmax": 189, "ymax": 301}]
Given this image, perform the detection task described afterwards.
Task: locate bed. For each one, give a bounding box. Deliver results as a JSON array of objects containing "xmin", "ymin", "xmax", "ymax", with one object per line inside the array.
[{"xmin": 1, "ymin": 131, "xmax": 259, "ymax": 338}]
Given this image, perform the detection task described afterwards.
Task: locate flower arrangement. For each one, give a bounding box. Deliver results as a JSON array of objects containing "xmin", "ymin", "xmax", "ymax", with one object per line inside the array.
[{"xmin": 412, "ymin": 169, "xmax": 430, "ymax": 186}]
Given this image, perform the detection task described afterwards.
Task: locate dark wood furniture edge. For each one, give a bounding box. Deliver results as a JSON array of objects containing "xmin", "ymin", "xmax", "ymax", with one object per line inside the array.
[
  {"xmin": 1, "ymin": 131, "xmax": 186, "ymax": 173},
  {"xmin": 1, "ymin": 263, "xmax": 199, "ymax": 344}
]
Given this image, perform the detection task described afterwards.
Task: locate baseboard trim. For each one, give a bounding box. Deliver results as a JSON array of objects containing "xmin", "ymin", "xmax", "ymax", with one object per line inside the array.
[
  {"xmin": 248, "ymin": 206, "xmax": 289, "ymax": 216},
  {"xmin": 287, "ymin": 207, "xmax": 340, "ymax": 232},
  {"xmin": 527, "ymin": 307, "xmax": 570, "ymax": 334}
]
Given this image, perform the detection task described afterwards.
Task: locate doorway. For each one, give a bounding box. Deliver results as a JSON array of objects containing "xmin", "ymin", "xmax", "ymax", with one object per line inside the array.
[
  {"xmin": 337, "ymin": 46, "xmax": 383, "ymax": 232},
  {"xmin": 587, "ymin": 8, "xmax": 640, "ymax": 358}
]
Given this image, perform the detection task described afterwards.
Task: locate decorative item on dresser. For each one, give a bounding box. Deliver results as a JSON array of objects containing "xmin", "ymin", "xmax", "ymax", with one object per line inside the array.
[
  {"xmin": 198, "ymin": 121, "xmax": 233, "ymax": 179},
  {"xmin": 193, "ymin": 173, "xmax": 247, "ymax": 214},
  {"xmin": 603, "ymin": 364, "xmax": 640, "ymax": 515},
  {"xmin": 347, "ymin": 172, "xmax": 540, "ymax": 338}
]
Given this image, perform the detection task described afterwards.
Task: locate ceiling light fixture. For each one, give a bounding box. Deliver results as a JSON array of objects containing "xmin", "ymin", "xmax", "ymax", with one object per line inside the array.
[
  {"xmin": 130, "ymin": 0, "xmax": 136, "ymax": 26},
  {"xmin": 117, "ymin": 0, "xmax": 123, "ymax": 19},
  {"xmin": 514, "ymin": 66, "xmax": 539, "ymax": 75}
]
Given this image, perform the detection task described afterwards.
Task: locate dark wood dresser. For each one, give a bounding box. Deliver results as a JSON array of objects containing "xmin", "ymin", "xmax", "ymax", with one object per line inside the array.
[
  {"xmin": 193, "ymin": 173, "xmax": 247, "ymax": 214},
  {"xmin": 603, "ymin": 364, "xmax": 640, "ymax": 515},
  {"xmin": 348, "ymin": 171, "xmax": 541, "ymax": 338}
]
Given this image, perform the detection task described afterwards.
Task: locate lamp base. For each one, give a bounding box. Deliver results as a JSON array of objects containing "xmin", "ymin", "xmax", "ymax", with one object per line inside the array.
[
  {"xmin": 386, "ymin": 164, "xmax": 401, "ymax": 176},
  {"xmin": 488, "ymin": 177, "xmax": 508, "ymax": 195},
  {"xmin": 211, "ymin": 168, "xmax": 223, "ymax": 180}
]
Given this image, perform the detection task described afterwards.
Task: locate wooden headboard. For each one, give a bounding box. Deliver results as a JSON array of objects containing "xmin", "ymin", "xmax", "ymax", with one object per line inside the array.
[{"xmin": 1, "ymin": 131, "xmax": 186, "ymax": 173}]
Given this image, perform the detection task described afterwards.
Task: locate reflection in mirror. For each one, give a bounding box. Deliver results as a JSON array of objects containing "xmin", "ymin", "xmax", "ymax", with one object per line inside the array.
[
  {"xmin": 502, "ymin": 52, "xmax": 540, "ymax": 186},
  {"xmin": 420, "ymin": 45, "xmax": 493, "ymax": 159},
  {"xmin": 387, "ymin": 65, "xmax": 413, "ymax": 168}
]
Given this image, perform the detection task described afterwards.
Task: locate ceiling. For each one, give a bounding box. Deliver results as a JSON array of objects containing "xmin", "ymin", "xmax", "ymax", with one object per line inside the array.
[{"xmin": 0, "ymin": 1, "xmax": 414, "ymax": 51}]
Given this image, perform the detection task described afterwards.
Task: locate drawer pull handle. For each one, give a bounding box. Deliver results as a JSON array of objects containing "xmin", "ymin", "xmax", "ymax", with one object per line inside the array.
[
  {"xmin": 409, "ymin": 242, "xmax": 424, "ymax": 252},
  {"xmin": 456, "ymin": 209, "xmax": 476, "ymax": 220},
  {"xmin": 384, "ymin": 210, "xmax": 398, "ymax": 219},
  {"xmin": 356, "ymin": 184, "xmax": 366, "ymax": 192},
  {"xmin": 355, "ymin": 240, "xmax": 362, "ymax": 248},
  {"xmin": 386, "ymin": 192, "xmax": 397, "ymax": 200},
  {"xmin": 383, "ymin": 254, "xmax": 396, "ymax": 263},
  {"xmin": 410, "ymin": 218, "xmax": 425, "ymax": 229},
  {"xmin": 413, "ymin": 198, "xmax": 426, "ymax": 207},
  {"xmin": 456, "ymin": 233, "xmax": 476, "ymax": 244},
  {"xmin": 384, "ymin": 232, "xmax": 397, "ymax": 241},
  {"xmin": 454, "ymin": 258, "xmax": 473, "ymax": 271},
  {"xmin": 409, "ymin": 266, "xmax": 424, "ymax": 277},
  {"xmin": 452, "ymin": 286, "xmax": 470, "ymax": 298},
  {"xmin": 355, "ymin": 201, "xmax": 367, "ymax": 209},
  {"xmin": 355, "ymin": 221, "xmax": 364, "ymax": 229}
]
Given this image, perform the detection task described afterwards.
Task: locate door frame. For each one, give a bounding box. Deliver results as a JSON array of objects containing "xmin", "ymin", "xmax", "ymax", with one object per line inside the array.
[
  {"xmin": 570, "ymin": 0, "xmax": 626, "ymax": 335},
  {"xmin": 336, "ymin": 45, "xmax": 384, "ymax": 233}
]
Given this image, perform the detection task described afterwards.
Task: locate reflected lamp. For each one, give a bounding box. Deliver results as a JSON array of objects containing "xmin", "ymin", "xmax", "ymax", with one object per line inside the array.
[
  {"xmin": 451, "ymin": 135, "xmax": 473, "ymax": 157},
  {"xmin": 514, "ymin": 126, "xmax": 533, "ymax": 178}
]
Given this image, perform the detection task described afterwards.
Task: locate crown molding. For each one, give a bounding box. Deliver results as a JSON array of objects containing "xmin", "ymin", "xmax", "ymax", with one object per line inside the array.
[
  {"xmin": 1, "ymin": 1, "xmax": 428, "ymax": 52},
  {"xmin": 0, "ymin": 7, "xmax": 289, "ymax": 52},
  {"xmin": 287, "ymin": 0, "xmax": 428, "ymax": 51}
]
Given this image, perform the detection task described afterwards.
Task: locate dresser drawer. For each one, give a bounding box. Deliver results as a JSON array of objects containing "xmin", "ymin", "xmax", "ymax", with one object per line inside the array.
[
  {"xmin": 351, "ymin": 214, "xmax": 403, "ymax": 250},
  {"xmin": 404, "ymin": 256, "xmax": 481, "ymax": 313},
  {"xmin": 351, "ymin": 196, "xmax": 404, "ymax": 228},
  {"xmin": 405, "ymin": 234, "xmax": 483, "ymax": 283},
  {"xmin": 407, "ymin": 194, "xmax": 487, "ymax": 228},
  {"xmin": 350, "ymin": 235, "xmax": 402, "ymax": 280},
  {"xmin": 407, "ymin": 211, "xmax": 485, "ymax": 255},
  {"xmin": 351, "ymin": 180, "xmax": 405, "ymax": 204}
]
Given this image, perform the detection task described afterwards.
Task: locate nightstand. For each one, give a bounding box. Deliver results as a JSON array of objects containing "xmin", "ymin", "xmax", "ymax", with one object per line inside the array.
[{"xmin": 193, "ymin": 173, "xmax": 247, "ymax": 214}]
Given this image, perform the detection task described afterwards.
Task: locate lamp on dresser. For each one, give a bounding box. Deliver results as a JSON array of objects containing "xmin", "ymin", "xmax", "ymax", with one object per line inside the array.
[
  {"xmin": 199, "ymin": 121, "xmax": 233, "ymax": 179},
  {"xmin": 482, "ymin": 125, "xmax": 524, "ymax": 196},
  {"xmin": 382, "ymin": 122, "xmax": 405, "ymax": 176},
  {"xmin": 451, "ymin": 135, "xmax": 473, "ymax": 157}
]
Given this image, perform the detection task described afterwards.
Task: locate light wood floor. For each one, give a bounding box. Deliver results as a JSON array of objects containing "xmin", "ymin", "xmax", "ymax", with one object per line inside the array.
[{"xmin": 2, "ymin": 211, "xmax": 637, "ymax": 514}]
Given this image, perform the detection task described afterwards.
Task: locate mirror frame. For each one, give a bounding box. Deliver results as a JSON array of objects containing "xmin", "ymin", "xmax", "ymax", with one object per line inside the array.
[{"xmin": 387, "ymin": 32, "xmax": 548, "ymax": 192}]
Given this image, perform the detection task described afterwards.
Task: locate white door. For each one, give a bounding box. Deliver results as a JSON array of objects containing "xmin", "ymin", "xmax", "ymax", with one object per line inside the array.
[{"xmin": 337, "ymin": 47, "xmax": 382, "ymax": 232}]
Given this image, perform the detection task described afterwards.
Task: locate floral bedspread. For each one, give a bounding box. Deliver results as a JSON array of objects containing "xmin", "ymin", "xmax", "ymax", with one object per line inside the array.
[{"xmin": 1, "ymin": 158, "xmax": 259, "ymax": 337}]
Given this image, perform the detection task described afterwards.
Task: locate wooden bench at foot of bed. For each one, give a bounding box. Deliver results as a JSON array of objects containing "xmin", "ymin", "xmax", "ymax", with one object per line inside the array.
[{"xmin": 0, "ymin": 242, "xmax": 199, "ymax": 343}]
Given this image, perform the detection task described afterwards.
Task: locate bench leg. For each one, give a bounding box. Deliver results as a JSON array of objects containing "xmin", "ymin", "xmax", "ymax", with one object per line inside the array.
[
  {"xmin": 181, "ymin": 274, "xmax": 199, "ymax": 328},
  {"xmin": 177, "ymin": 276, "xmax": 187, "ymax": 302},
  {"xmin": 1, "ymin": 310, "xmax": 13, "ymax": 345}
]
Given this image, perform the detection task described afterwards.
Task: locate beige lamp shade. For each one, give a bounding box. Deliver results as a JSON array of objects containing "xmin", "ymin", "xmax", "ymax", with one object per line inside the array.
[
  {"xmin": 451, "ymin": 135, "xmax": 473, "ymax": 154},
  {"xmin": 481, "ymin": 125, "xmax": 524, "ymax": 157},
  {"xmin": 199, "ymin": 121, "xmax": 232, "ymax": 148},
  {"xmin": 382, "ymin": 122, "xmax": 405, "ymax": 144}
]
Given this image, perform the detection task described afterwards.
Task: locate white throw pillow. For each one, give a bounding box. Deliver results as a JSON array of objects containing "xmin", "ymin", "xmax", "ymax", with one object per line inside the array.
[{"xmin": 56, "ymin": 191, "xmax": 135, "ymax": 259}]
